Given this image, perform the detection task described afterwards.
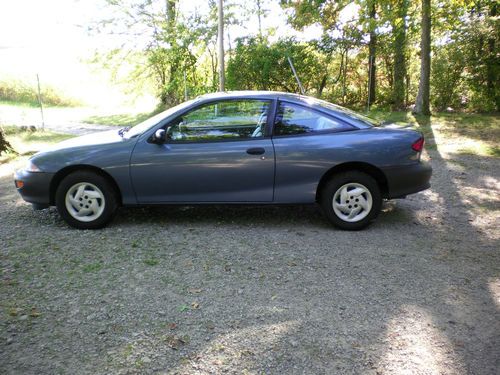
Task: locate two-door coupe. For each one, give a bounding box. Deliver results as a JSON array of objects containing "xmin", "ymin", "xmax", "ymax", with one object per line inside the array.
[{"xmin": 14, "ymin": 91, "xmax": 432, "ymax": 230}]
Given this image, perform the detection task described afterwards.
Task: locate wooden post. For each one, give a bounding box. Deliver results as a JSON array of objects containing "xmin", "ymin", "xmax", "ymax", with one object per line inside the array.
[{"xmin": 36, "ymin": 74, "xmax": 45, "ymax": 131}]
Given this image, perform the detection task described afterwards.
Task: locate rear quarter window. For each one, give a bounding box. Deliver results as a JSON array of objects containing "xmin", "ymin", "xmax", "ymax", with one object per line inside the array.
[{"xmin": 274, "ymin": 102, "xmax": 354, "ymax": 136}]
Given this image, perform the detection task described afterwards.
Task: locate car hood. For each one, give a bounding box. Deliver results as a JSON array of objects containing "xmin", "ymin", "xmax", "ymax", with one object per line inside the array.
[{"xmin": 42, "ymin": 129, "xmax": 125, "ymax": 152}]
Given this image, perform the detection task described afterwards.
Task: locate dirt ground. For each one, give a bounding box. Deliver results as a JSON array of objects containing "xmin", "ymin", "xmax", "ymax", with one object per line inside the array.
[{"xmin": 0, "ymin": 121, "xmax": 499, "ymax": 374}]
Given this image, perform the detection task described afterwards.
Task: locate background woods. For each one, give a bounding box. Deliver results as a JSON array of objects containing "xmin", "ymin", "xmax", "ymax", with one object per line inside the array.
[{"xmin": 91, "ymin": 0, "xmax": 498, "ymax": 113}]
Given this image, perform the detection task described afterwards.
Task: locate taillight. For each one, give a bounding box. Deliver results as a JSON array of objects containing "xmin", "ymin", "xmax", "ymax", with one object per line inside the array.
[{"xmin": 412, "ymin": 137, "xmax": 425, "ymax": 152}]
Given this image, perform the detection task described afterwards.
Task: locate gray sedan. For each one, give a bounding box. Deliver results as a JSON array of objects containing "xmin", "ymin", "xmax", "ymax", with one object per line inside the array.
[{"xmin": 14, "ymin": 91, "xmax": 432, "ymax": 230}]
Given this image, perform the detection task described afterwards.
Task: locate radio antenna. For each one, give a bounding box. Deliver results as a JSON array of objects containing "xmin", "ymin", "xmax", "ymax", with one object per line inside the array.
[{"xmin": 287, "ymin": 56, "xmax": 305, "ymax": 95}]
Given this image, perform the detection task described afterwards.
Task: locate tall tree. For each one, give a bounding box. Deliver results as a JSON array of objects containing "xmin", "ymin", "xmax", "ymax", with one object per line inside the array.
[
  {"xmin": 280, "ymin": 0, "xmax": 351, "ymax": 98},
  {"xmin": 413, "ymin": 0, "xmax": 431, "ymax": 115},
  {"xmin": 391, "ymin": 0, "xmax": 408, "ymax": 110},
  {"xmin": 485, "ymin": 2, "xmax": 498, "ymax": 111},
  {"xmin": 367, "ymin": 0, "xmax": 377, "ymax": 106},
  {"xmin": 218, "ymin": 0, "xmax": 225, "ymax": 91},
  {"xmin": 93, "ymin": 0, "xmax": 201, "ymax": 106}
]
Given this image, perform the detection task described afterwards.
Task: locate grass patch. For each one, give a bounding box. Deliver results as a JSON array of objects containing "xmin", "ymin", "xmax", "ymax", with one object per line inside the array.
[
  {"xmin": 366, "ymin": 110, "xmax": 499, "ymax": 157},
  {"xmin": 456, "ymin": 144, "xmax": 500, "ymax": 157},
  {"xmin": 0, "ymin": 126, "xmax": 74, "ymax": 164},
  {"xmin": 143, "ymin": 259, "xmax": 159, "ymax": 266},
  {"xmin": 84, "ymin": 111, "xmax": 157, "ymax": 127},
  {"xmin": 0, "ymin": 100, "xmax": 42, "ymax": 108},
  {"xmin": 0, "ymin": 79, "xmax": 81, "ymax": 107},
  {"xmin": 82, "ymin": 263, "xmax": 103, "ymax": 273},
  {"xmin": 366, "ymin": 109, "xmax": 411, "ymax": 125}
]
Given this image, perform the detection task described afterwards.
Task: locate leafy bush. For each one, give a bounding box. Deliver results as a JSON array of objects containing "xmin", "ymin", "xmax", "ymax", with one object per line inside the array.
[{"xmin": 431, "ymin": 43, "xmax": 465, "ymax": 111}]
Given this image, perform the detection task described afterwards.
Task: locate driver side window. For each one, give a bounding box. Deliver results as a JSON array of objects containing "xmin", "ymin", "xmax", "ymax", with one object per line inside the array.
[{"xmin": 166, "ymin": 100, "xmax": 271, "ymax": 142}]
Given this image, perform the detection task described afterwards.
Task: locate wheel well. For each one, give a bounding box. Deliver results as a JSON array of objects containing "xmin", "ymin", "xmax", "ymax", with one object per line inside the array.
[
  {"xmin": 49, "ymin": 165, "xmax": 123, "ymax": 206},
  {"xmin": 316, "ymin": 162, "xmax": 389, "ymax": 202}
]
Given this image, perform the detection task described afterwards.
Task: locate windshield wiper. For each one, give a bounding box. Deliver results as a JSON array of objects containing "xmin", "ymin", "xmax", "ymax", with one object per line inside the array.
[{"xmin": 118, "ymin": 127, "xmax": 131, "ymax": 137}]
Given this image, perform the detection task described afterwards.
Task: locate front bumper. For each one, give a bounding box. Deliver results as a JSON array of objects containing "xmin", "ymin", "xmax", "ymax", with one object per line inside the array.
[
  {"xmin": 383, "ymin": 161, "xmax": 432, "ymax": 199},
  {"xmin": 14, "ymin": 169, "xmax": 55, "ymax": 206}
]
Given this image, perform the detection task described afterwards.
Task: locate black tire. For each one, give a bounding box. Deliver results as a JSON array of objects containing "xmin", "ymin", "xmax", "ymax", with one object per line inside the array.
[
  {"xmin": 55, "ymin": 171, "xmax": 118, "ymax": 229},
  {"xmin": 320, "ymin": 171, "xmax": 382, "ymax": 230}
]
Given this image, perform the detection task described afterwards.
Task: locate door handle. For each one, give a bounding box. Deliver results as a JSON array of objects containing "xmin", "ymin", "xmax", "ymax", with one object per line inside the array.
[{"xmin": 246, "ymin": 147, "xmax": 265, "ymax": 155}]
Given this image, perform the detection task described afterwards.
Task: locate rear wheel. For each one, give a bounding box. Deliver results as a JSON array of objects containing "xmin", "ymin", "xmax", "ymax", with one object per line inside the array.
[
  {"xmin": 320, "ymin": 171, "xmax": 382, "ymax": 230},
  {"xmin": 55, "ymin": 171, "xmax": 118, "ymax": 229}
]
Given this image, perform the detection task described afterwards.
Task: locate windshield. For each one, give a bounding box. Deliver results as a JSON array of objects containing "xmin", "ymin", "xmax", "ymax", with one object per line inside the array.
[
  {"xmin": 312, "ymin": 98, "xmax": 379, "ymax": 127},
  {"xmin": 123, "ymin": 98, "xmax": 199, "ymax": 138}
]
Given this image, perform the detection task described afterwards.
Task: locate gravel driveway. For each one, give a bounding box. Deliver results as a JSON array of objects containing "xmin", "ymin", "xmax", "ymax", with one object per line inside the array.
[{"xmin": 1, "ymin": 129, "xmax": 499, "ymax": 374}]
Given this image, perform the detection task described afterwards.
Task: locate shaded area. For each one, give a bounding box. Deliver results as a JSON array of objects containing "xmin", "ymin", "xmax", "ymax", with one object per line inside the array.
[{"xmin": 1, "ymin": 115, "xmax": 499, "ymax": 374}]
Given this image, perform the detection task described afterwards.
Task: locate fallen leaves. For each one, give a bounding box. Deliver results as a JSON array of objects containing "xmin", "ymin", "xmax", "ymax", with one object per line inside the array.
[
  {"xmin": 164, "ymin": 334, "xmax": 189, "ymax": 350},
  {"xmin": 30, "ymin": 308, "xmax": 41, "ymax": 318}
]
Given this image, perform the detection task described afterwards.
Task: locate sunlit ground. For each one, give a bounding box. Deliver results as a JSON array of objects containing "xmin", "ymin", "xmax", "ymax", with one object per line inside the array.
[
  {"xmin": 1, "ymin": 112, "xmax": 499, "ymax": 373},
  {"xmin": 377, "ymin": 305, "xmax": 463, "ymax": 374},
  {"xmin": 369, "ymin": 110, "xmax": 500, "ymax": 241}
]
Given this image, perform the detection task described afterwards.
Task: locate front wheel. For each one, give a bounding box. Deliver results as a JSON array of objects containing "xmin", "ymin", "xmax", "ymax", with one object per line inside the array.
[
  {"xmin": 55, "ymin": 171, "xmax": 118, "ymax": 229},
  {"xmin": 320, "ymin": 171, "xmax": 382, "ymax": 230}
]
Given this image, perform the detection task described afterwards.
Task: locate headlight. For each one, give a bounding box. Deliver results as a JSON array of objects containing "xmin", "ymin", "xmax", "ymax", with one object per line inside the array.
[{"xmin": 26, "ymin": 160, "xmax": 41, "ymax": 172}]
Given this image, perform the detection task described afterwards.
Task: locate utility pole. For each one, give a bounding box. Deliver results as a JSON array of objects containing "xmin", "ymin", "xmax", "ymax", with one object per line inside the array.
[{"xmin": 218, "ymin": 0, "xmax": 225, "ymax": 91}]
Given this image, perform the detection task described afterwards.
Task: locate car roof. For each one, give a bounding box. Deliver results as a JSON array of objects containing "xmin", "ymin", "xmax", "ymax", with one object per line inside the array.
[{"xmin": 197, "ymin": 90, "xmax": 307, "ymax": 101}]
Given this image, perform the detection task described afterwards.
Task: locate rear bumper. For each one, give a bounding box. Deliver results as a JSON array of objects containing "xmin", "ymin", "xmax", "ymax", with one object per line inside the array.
[
  {"xmin": 14, "ymin": 170, "xmax": 54, "ymax": 206},
  {"xmin": 382, "ymin": 161, "xmax": 432, "ymax": 199}
]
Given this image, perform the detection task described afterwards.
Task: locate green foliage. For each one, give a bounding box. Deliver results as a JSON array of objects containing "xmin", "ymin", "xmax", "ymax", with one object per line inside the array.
[
  {"xmin": 280, "ymin": 0, "xmax": 347, "ymax": 31},
  {"xmin": 431, "ymin": 42, "xmax": 465, "ymax": 110},
  {"xmin": 431, "ymin": 0, "xmax": 499, "ymax": 112},
  {"xmin": 227, "ymin": 37, "xmax": 323, "ymax": 93},
  {"xmin": 89, "ymin": 0, "xmax": 498, "ymax": 114}
]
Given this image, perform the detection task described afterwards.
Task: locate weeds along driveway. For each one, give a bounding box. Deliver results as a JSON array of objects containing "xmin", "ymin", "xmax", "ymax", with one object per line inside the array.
[{"xmin": 1, "ymin": 127, "xmax": 499, "ymax": 374}]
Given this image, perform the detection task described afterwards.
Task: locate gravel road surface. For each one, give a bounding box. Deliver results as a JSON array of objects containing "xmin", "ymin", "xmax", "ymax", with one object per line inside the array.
[{"xmin": 1, "ymin": 133, "xmax": 499, "ymax": 374}]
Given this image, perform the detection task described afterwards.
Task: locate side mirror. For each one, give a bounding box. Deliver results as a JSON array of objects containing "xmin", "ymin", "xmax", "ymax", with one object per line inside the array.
[{"xmin": 152, "ymin": 129, "xmax": 166, "ymax": 144}]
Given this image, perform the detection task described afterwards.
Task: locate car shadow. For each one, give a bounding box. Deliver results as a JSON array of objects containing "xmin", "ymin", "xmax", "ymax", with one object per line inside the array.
[
  {"xmin": 363, "ymin": 115, "xmax": 500, "ymax": 372},
  {"xmin": 1, "ymin": 115, "xmax": 499, "ymax": 373},
  {"xmin": 113, "ymin": 204, "xmax": 332, "ymax": 229}
]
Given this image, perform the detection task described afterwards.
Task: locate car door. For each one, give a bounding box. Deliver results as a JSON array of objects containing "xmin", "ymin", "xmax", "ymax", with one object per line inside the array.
[
  {"xmin": 271, "ymin": 100, "xmax": 357, "ymax": 203},
  {"xmin": 130, "ymin": 99, "xmax": 275, "ymax": 203}
]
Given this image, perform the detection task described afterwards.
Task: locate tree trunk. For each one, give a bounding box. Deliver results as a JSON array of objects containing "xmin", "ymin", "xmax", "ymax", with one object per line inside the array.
[
  {"xmin": 392, "ymin": 0, "xmax": 408, "ymax": 110},
  {"xmin": 342, "ymin": 49, "xmax": 349, "ymax": 105},
  {"xmin": 413, "ymin": 0, "xmax": 431, "ymax": 115},
  {"xmin": 486, "ymin": 2, "xmax": 499, "ymax": 111},
  {"xmin": 367, "ymin": 0, "xmax": 377, "ymax": 106},
  {"xmin": 318, "ymin": 74, "xmax": 328, "ymax": 97},
  {"xmin": 166, "ymin": 0, "xmax": 176, "ymax": 30},
  {"xmin": 256, "ymin": 0, "xmax": 263, "ymax": 40}
]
